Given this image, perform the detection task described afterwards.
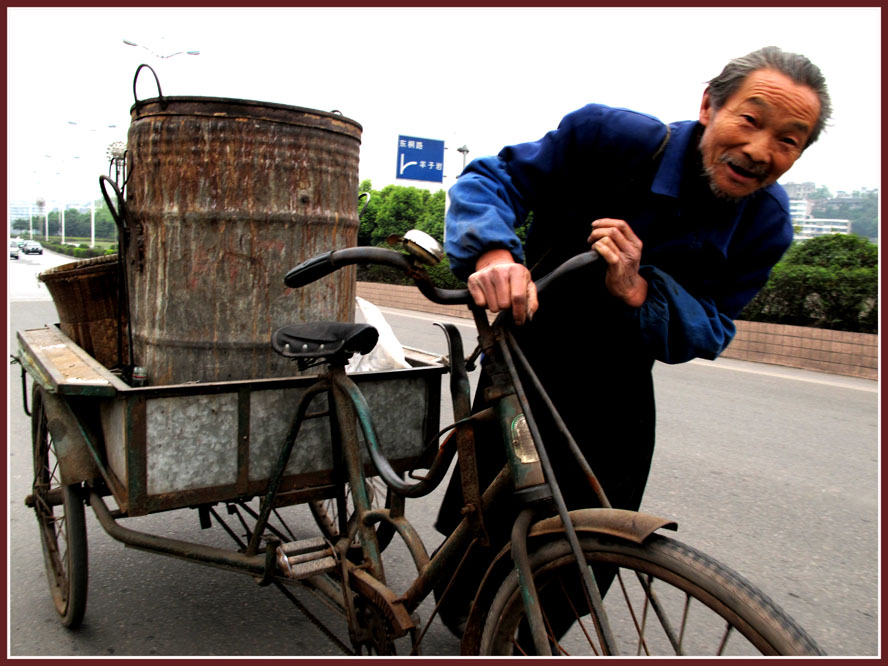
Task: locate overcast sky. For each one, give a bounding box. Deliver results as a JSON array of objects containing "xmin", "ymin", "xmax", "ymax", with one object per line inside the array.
[{"xmin": 6, "ymin": 6, "xmax": 881, "ymax": 208}]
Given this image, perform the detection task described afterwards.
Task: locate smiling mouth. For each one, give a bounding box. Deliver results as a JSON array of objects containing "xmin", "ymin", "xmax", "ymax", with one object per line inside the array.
[{"xmin": 726, "ymin": 160, "xmax": 764, "ymax": 182}]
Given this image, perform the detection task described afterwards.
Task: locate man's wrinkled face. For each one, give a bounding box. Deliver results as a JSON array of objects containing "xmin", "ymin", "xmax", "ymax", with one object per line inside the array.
[{"xmin": 698, "ymin": 68, "xmax": 821, "ymax": 201}]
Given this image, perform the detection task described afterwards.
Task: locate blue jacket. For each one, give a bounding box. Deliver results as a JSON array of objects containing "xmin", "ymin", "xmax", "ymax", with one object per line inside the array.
[{"xmin": 444, "ymin": 104, "xmax": 793, "ymax": 364}]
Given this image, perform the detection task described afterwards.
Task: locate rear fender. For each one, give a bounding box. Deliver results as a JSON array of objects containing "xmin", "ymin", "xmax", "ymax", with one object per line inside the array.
[
  {"xmin": 39, "ymin": 390, "xmax": 103, "ymax": 486},
  {"xmin": 459, "ymin": 508, "xmax": 677, "ymax": 655}
]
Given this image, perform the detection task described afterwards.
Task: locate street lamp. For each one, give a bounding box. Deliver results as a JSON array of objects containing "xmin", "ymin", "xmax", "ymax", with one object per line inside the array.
[
  {"xmin": 457, "ymin": 145, "xmax": 470, "ymax": 171},
  {"xmin": 106, "ymin": 141, "xmax": 127, "ymax": 189},
  {"xmin": 61, "ymin": 121, "xmax": 124, "ymax": 245},
  {"xmin": 123, "ymin": 38, "xmax": 200, "ymax": 58}
]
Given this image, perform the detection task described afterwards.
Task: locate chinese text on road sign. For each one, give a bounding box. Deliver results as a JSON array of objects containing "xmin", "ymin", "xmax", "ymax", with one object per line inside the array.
[{"xmin": 396, "ymin": 135, "xmax": 444, "ymax": 183}]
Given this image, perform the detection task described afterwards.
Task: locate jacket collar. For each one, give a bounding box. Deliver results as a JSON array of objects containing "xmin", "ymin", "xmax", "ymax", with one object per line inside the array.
[
  {"xmin": 651, "ymin": 120, "xmax": 698, "ymax": 198},
  {"xmin": 651, "ymin": 120, "xmax": 756, "ymax": 255}
]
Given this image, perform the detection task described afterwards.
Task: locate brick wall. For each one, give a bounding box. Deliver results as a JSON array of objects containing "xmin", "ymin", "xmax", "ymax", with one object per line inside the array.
[
  {"xmin": 357, "ymin": 281, "xmax": 476, "ymax": 321},
  {"xmin": 723, "ymin": 320, "xmax": 878, "ymax": 380},
  {"xmin": 356, "ymin": 281, "xmax": 878, "ymax": 380}
]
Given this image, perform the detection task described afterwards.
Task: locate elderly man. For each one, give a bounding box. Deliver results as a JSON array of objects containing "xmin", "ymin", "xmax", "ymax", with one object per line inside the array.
[{"xmin": 434, "ymin": 46, "xmax": 831, "ymax": 637}]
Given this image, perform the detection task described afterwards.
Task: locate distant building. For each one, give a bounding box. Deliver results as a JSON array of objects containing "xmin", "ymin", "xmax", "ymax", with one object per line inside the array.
[
  {"xmin": 788, "ymin": 199, "xmax": 811, "ymax": 223},
  {"xmin": 788, "ymin": 199, "xmax": 851, "ymax": 241},
  {"xmin": 793, "ymin": 217, "xmax": 852, "ymax": 241},
  {"xmin": 782, "ymin": 181, "xmax": 817, "ymax": 199}
]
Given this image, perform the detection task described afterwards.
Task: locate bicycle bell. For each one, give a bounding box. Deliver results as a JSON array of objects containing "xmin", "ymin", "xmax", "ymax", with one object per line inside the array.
[{"xmin": 387, "ymin": 229, "xmax": 444, "ymax": 266}]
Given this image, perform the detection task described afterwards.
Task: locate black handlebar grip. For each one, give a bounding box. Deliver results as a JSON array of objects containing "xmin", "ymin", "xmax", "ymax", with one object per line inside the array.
[
  {"xmin": 284, "ymin": 251, "xmax": 337, "ymax": 288},
  {"xmin": 534, "ymin": 249, "xmax": 601, "ymax": 294},
  {"xmin": 285, "ymin": 247, "xmax": 414, "ymax": 289}
]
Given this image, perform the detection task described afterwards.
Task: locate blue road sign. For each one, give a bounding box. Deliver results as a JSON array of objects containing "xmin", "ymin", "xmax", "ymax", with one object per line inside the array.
[{"xmin": 396, "ymin": 135, "xmax": 444, "ymax": 183}]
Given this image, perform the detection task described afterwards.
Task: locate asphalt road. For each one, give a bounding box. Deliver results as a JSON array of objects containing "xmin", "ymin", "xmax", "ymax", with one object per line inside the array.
[{"xmin": 6, "ymin": 252, "xmax": 879, "ymax": 657}]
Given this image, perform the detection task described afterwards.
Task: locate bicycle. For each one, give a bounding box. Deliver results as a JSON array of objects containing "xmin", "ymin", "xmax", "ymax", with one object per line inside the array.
[{"xmin": 267, "ymin": 231, "xmax": 826, "ymax": 656}]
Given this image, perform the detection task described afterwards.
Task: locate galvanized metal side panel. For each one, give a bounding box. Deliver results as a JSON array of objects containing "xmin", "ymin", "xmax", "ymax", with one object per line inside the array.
[
  {"xmin": 357, "ymin": 373, "xmax": 436, "ymax": 461},
  {"xmin": 101, "ymin": 362, "xmax": 444, "ymax": 515},
  {"xmin": 248, "ymin": 387, "xmax": 334, "ymax": 482},
  {"xmin": 145, "ymin": 393, "xmax": 240, "ymax": 495}
]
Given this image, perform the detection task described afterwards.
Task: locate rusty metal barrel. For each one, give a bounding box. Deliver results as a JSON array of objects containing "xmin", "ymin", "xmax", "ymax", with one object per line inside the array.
[{"xmin": 123, "ymin": 79, "xmax": 362, "ymax": 385}]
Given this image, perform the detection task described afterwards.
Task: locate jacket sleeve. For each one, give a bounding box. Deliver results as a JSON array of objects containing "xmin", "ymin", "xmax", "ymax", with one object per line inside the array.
[
  {"xmin": 444, "ymin": 104, "xmax": 666, "ymax": 280},
  {"xmin": 630, "ymin": 194, "xmax": 793, "ymax": 365},
  {"xmin": 631, "ymin": 266, "xmax": 737, "ymax": 364},
  {"xmin": 444, "ymin": 155, "xmax": 530, "ymax": 281}
]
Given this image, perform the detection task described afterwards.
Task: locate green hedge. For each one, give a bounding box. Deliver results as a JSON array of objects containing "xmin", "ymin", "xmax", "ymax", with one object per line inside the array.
[
  {"xmin": 42, "ymin": 241, "xmax": 117, "ymax": 259},
  {"xmin": 739, "ymin": 234, "xmax": 877, "ymax": 334}
]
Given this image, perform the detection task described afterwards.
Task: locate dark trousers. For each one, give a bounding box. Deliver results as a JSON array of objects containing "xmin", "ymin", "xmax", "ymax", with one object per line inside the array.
[{"xmin": 433, "ymin": 284, "xmax": 657, "ymax": 636}]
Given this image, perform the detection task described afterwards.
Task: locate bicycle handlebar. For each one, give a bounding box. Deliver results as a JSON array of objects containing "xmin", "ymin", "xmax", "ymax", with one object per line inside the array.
[{"xmin": 285, "ymin": 245, "xmax": 601, "ymax": 306}]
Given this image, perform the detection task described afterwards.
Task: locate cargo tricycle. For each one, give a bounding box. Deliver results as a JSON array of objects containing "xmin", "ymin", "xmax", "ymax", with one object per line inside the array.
[{"xmin": 16, "ymin": 232, "xmax": 827, "ymax": 656}]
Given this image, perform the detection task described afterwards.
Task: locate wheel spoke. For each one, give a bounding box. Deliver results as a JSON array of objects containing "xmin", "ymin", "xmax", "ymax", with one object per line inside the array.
[
  {"xmin": 559, "ymin": 577, "xmax": 600, "ymax": 655},
  {"xmin": 508, "ymin": 635, "xmax": 529, "ymax": 656},
  {"xmin": 636, "ymin": 571, "xmax": 684, "ymax": 654},
  {"xmin": 679, "ymin": 593, "xmax": 691, "ymax": 651},
  {"xmin": 541, "ymin": 602, "xmax": 569, "ymax": 655},
  {"xmin": 615, "ymin": 569, "xmax": 651, "ymax": 655},
  {"xmin": 717, "ymin": 622, "xmax": 735, "ymax": 655}
]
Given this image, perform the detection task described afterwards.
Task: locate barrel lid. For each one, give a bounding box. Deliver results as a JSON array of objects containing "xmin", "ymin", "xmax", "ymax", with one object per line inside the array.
[{"xmin": 130, "ymin": 95, "xmax": 362, "ymax": 138}]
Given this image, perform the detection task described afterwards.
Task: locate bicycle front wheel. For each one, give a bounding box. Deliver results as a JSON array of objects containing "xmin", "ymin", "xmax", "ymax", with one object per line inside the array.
[{"xmin": 480, "ymin": 533, "xmax": 824, "ymax": 656}]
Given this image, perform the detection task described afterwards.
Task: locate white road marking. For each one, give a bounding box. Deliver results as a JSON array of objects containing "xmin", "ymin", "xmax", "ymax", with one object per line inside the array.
[{"xmin": 684, "ymin": 358, "xmax": 878, "ymax": 393}]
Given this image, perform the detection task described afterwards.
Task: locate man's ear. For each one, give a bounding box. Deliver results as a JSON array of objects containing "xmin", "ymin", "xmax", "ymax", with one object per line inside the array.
[{"xmin": 699, "ymin": 90, "xmax": 713, "ymax": 126}]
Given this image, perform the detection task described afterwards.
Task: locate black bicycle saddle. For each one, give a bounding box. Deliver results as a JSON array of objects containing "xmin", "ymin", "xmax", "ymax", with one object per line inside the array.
[{"xmin": 271, "ymin": 322, "xmax": 378, "ymax": 363}]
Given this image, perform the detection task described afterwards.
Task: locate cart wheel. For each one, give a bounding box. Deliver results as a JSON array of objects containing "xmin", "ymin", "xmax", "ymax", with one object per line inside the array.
[
  {"xmin": 309, "ymin": 477, "xmax": 395, "ymax": 562},
  {"xmin": 31, "ymin": 386, "xmax": 88, "ymax": 628}
]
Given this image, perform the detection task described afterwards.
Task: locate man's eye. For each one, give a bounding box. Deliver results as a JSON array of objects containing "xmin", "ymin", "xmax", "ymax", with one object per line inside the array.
[
  {"xmin": 741, "ymin": 114, "xmax": 756, "ymax": 125},
  {"xmin": 780, "ymin": 137, "xmax": 799, "ymax": 147}
]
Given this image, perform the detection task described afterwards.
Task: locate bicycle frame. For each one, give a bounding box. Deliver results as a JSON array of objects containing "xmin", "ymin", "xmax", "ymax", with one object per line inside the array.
[
  {"xmin": 266, "ymin": 244, "xmax": 641, "ymax": 653},
  {"xmin": 252, "ymin": 306, "xmax": 625, "ymax": 653}
]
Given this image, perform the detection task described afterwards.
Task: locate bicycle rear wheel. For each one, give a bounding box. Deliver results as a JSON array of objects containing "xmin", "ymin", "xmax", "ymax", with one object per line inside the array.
[
  {"xmin": 309, "ymin": 477, "xmax": 395, "ymax": 561},
  {"xmin": 31, "ymin": 386, "xmax": 88, "ymax": 628},
  {"xmin": 480, "ymin": 533, "xmax": 824, "ymax": 656}
]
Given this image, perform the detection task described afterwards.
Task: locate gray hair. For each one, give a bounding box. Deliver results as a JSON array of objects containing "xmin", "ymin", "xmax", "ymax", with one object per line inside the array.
[{"xmin": 706, "ymin": 46, "xmax": 832, "ymax": 147}]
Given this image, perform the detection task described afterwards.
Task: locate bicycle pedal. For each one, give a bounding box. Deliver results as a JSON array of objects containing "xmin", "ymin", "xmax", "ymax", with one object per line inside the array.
[{"xmin": 276, "ymin": 537, "xmax": 337, "ymax": 579}]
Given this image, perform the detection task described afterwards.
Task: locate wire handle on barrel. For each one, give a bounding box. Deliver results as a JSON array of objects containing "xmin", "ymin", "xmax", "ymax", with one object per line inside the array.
[
  {"xmin": 99, "ymin": 175, "xmax": 137, "ymax": 374},
  {"xmin": 133, "ymin": 63, "xmax": 164, "ymax": 106},
  {"xmin": 99, "ymin": 175, "xmax": 127, "ymax": 230}
]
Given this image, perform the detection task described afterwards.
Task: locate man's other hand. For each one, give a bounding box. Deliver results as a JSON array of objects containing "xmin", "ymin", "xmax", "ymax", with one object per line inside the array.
[{"xmin": 588, "ymin": 218, "xmax": 648, "ymax": 307}]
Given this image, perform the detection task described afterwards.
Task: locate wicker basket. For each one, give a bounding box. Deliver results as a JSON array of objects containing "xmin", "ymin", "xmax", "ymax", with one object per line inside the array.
[{"xmin": 38, "ymin": 254, "xmax": 128, "ymax": 369}]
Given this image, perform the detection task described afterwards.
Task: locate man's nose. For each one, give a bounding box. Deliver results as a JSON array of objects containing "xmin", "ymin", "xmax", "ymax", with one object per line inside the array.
[{"xmin": 742, "ymin": 131, "xmax": 771, "ymax": 165}]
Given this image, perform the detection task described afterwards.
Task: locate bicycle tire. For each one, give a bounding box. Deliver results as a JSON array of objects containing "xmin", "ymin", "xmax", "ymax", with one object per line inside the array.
[
  {"xmin": 479, "ymin": 533, "xmax": 824, "ymax": 656},
  {"xmin": 31, "ymin": 386, "xmax": 89, "ymax": 629}
]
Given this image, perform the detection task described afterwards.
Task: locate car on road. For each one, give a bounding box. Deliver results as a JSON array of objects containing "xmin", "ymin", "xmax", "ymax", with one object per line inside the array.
[
  {"xmin": 10, "ymin": 241, "xmax": 20, "ymax": 259},
  {"xmin": 22, "ymin": 241, "xmax": 43, "ymax": 255}
]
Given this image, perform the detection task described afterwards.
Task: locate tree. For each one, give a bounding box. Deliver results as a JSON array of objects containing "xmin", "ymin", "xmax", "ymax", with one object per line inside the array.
[
  {"xmin": 808, "ymin": 185, "xmax": 832, "ymax": 200},
  {"xmin": 417, "ymin": 189, "xmax": 446, "ymax": 241},
  {"xmin": 370, "ymin": 185, "xmax": 428, "ymax": 246},
  {"xmin": 781, "ymin": 232, "xmax": 877, "ymax": 270},
  {"xmin": 353, "ymin": 182, "xmax": 462, "ymax": 288}
]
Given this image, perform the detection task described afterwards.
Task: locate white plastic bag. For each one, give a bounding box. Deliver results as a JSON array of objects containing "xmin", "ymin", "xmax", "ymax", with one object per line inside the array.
[{"xmin": 346, "ymin": 297, "xmax": 411, "ymax": 373}]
